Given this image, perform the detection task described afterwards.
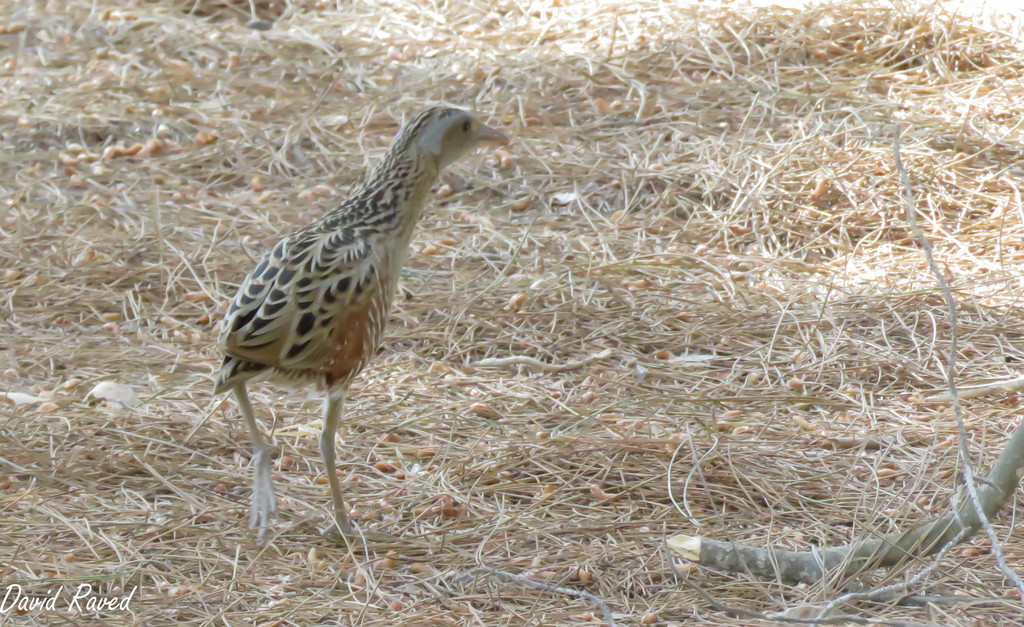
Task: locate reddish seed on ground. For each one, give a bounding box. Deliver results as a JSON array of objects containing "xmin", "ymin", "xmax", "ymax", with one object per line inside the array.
[
  {"xmin": 374, "ymin": 460, "xmax": 398, "ymax": 473},
  {"xmin": 194, "ymin": 132, "xmax": 217, "ymax": 145},
  {"xmin": 469, "ymin": 403, "xmax": 502, "ymax": 420},
  {"xmin": 140, "ymin": 138, "xmax": 163, "ymax": 155},
  {"xmin": 493, "ymin": 148, "xmax": 512, "ymax": 168}
]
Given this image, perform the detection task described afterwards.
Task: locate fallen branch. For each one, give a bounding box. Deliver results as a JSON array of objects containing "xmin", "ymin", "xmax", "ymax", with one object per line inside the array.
[{"xmin": 667, "ymin": 416, "xmax": 1024, "ymax": 583}]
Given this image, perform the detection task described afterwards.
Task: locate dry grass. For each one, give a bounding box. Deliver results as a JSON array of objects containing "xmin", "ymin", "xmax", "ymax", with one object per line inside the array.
[{"xmin": 3, "ymin": 0, "xmax": 1024, "ymax": 624}]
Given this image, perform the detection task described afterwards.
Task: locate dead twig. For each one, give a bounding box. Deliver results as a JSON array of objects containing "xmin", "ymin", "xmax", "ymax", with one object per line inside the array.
[
  {"xmin": 470, "ymin": 348, "xmax": 613, "ymax": 372},
  {"xmin": 924, "ymin": 375, "xmax": 1024, "ymax": 402}
]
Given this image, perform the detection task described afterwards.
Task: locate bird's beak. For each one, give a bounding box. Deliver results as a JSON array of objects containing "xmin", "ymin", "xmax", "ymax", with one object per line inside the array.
[{"xmin": 476, "ymin": 123, "xmax": 510, "ymax": 146}]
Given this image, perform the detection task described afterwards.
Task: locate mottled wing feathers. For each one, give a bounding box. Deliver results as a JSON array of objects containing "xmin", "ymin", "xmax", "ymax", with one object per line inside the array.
[{"xmin": 217, "ymin": 224, "xmax": 384, "ymax": 380}]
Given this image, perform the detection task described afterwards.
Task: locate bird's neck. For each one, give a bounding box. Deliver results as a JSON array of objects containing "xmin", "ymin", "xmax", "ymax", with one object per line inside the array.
[
  {"xmin": 368, "ymin": 142, "xmax": 438, "ymax": 184},
  {"xmin": 360, "ymin": 151, "xmax": 438, "ymax": 230}
]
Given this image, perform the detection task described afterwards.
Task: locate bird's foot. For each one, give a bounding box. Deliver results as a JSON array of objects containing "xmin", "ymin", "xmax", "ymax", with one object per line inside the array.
[{"xmin": 249, "ymin": 449, "xmax": 278, "ymax": 539}]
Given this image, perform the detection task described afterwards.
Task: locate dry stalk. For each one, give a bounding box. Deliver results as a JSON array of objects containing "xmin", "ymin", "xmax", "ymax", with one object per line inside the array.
[
  {"xmin": 470, "ymin": 348, "xmax": 613, "ymax": 372},
  {"xmin": 924, "ymin": 375, "xmax": 1024, "ymax": 402}
]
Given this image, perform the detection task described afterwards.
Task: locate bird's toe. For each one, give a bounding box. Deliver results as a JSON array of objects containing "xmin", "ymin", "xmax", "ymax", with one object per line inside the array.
[{"xmin": 249, "ymin": 468, "xmax": 277, "ymax": 536}]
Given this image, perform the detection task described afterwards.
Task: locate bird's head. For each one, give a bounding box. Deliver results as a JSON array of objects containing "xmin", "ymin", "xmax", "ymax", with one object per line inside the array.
[{"xmin": 398, "ymin": 106, "xmax": 509, "ymax": 170}]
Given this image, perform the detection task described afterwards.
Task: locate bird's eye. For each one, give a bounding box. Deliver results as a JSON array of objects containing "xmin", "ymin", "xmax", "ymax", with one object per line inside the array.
[{"xmin": 462, "ymin": 121, "xmax": 471, "ymax": 132}]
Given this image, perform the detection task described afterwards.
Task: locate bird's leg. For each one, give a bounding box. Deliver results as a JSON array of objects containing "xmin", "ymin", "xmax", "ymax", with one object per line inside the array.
[
  {"xmin": 320, "ymin": 389, "xmax": 353, "ymax": 537},
  {"xmin": 233, "ymin": 384, "xmax": 277, "ymax": 539}
]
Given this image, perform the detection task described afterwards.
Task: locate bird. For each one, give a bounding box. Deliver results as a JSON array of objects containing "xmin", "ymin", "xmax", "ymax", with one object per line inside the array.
[{"xmin": 214, "ymin": 106, "xmax": 509, "ymax": 540}]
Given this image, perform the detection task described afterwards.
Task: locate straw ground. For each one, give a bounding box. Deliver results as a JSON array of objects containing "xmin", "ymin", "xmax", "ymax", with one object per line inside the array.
[{"xmin": 2, "ymin": 0, "xmax": 1024, "ymax": 624}]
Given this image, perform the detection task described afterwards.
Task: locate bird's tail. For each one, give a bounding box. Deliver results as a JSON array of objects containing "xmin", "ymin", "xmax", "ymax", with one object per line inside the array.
[{"xmin": 214, "ymin": 356, "xmax": 270, "ymax": 395}]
